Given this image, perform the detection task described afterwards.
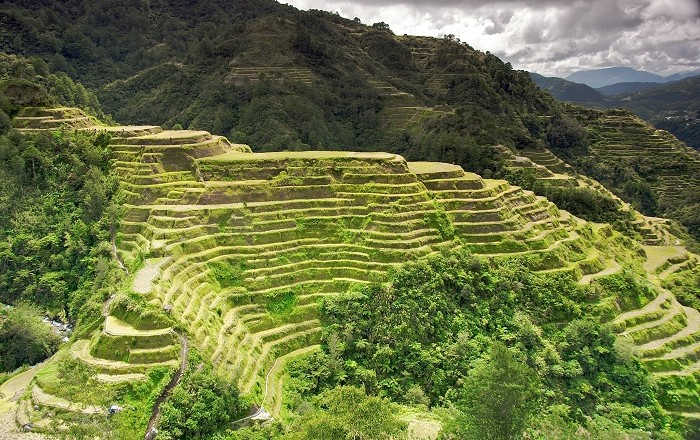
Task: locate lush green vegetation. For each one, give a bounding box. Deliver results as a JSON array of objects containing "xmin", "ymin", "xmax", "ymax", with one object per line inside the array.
[
  {"xmin": 0, "ymin": 127, "xmax": 118, "ymax": 325},
  {"xmin": 283, "ymin": 249, "xmax": 675, "ymax": 438},
  {"xmin": 159, "ymin": 352, "xmax": 248, "ymax": 440},
  {"xmin": 0, "ymin": 303, "xmax": 59, "ymax": 371},
  {"xmin": 283, "ymin": 386, "xmax": 407, "ymax": 440},
  {"xmin": 0, "ymin": 0, "xmax": 583, "ymax": 166},
  {"xmin": 2, "ymin": 1, "xmax": 700, "ymax": 438}
]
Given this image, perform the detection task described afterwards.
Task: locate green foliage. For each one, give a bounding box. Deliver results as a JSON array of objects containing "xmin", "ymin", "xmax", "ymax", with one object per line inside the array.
[
  {"xmin": 209, "ymin": 260, "xmax": 245, "ymax": 288},
  {"xmin": 440, "ymin": 341, "xmax": 540, "ymax": 440},
  {"xmin": 0, "ymin": 129, "xmax": 118, "ymax": 321},
  {"xmin": 664, "ymin": 266, "xmax": 700, "ymax": 310},
  {"xmin": 158, "ymin": 353, "xmax": 248, "ymax": 440},
  {"xmin": 283, "ymin": 249, "xmax": 670, "ymax": 437},
  {"xmin": 266, "ymin": 291, "xmax": 298, "ymax": 317},
  {"xmin": 109, "ymin": 291, "xmax": 173, "ymax": 330},
  {"xmin": 0, "ymin": 303, "xmax": 59, "ymax": 371},
  {"xmin": 423, "ymin": 204, "xmax": 455, "ymax": 240},
  {"xmin": 283, "ymin": 386, "xmax": 407, "ymax": 440},
  {"xmin": 595, "ymin": 271, "xmax": 656, "ymax": 315},
  {"xmin": 533, "ymin": 184, "xmax": 631, "ymax": 225},
  {"xmin": 0, "ymin": 53, "xmax": 103, "ymax": 117}
]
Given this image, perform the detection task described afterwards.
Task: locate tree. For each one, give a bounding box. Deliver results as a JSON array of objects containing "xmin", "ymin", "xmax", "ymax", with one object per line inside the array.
[
  {"xmin": 445, "ymin": 342, "xmax": 540, "ymax": 440},
  {"xmin": 0, "ymin": 303, "xmax": 60, "ymax": 371},
  {"xmin": 285, "ymin": 386, "xmax": 407, "ymax": 440},
  {"xmin": 158, "ymin": 357, "xmax": 247, "ymax": 440}
]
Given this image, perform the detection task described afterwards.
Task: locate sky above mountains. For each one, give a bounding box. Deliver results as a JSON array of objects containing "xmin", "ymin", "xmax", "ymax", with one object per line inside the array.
[{"xmin": 284, "ymin": 0, "xmax": 700, "ymax": 77}]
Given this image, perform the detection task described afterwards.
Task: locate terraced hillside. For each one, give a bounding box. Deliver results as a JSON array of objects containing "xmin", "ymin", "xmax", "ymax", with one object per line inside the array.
[
  {"xmin": 495, "ymin": 144, "xmax": 674, "ymax": 246},
  {"xmin": 14, "ymin": 106, "xmax": 700, "ymax": 435},
  {"xmin": 126, "ymin": 148, "xmax": 619, "ymax": 400},
  {"xmin": 13, "ymin": 107, "xmax": 626, "ymax": 404},
  {"xmin": 612, "ymin": 245, "xmax": 700, "ymax": 420},
  {"xmin": 567, "ymin": 107, "xmax": 700, "ymax": 239}
]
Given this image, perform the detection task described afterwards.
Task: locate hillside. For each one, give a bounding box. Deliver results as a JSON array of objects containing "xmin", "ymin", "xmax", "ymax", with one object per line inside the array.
[
  {"xmin": 529, "ymin": 72, "xmax": 605, "ymax": 105},
  {"xmin": 0, "ymin": 0, "xmax": 570, "ymax": 157},
  {"xmin": 0, "ymin": 102, "xmax": 695, "ymax": 438},
  {"xmin": 5, "ymin": 0, "xmax": 699, "ymax": 238},
  {"xmin": 562, "ymin": 107, "xmax": 700, "ymax": 241},
  {"xmin": 596, "ymin": 81, "xmax": 665, "ymax": 96}
]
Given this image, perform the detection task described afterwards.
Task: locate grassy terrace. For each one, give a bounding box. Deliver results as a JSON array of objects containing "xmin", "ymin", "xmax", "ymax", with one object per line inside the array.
[
  {"xmin": 116, "ymin": 138, "xmax": 622, "ymax": 403},
  {"xmin": 570, "ymin": 109, "xmax": 700, "ymax": 208},
  {"xmin": 606, "ymin": 243, "xmax": 700, "ymax": 420}
]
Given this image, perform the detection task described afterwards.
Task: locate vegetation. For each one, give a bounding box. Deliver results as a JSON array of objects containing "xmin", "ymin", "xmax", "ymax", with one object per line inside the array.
[
  {"xmin": 440, "ymin": 342, "xmax": 539, "ymax": 440},
  {"xmin": 283, "ymin": 386, "xmax": 407, "ymax": 440},
  {"xmin": 2, "ymin": 1, "xmax": 700, "ymax": 438},
  {"xmin": 0, "ymin": 127, "xmax": 118, "ymax": 324},
  {"xmin": 285, "ymin": 250, "xmax": 671, "ymax": 437},
  {"xmin": 159, "ymin": 353, "xmax": 248, "ymax": 440},
  {"xmin": 0, "ymin": 303, "xmax": 59, "ymax": 371}
]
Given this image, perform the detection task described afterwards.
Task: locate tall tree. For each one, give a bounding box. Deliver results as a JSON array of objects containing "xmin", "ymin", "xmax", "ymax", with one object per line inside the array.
[{"xmin": 446, "ymin": 342, "xmax": 540, "ymax": 440}]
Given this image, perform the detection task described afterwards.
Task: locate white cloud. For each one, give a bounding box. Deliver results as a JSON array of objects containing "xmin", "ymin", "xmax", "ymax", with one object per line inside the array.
[{"xmin": 283, "ymin": 0, "xmax": 700, "ymax": 76}]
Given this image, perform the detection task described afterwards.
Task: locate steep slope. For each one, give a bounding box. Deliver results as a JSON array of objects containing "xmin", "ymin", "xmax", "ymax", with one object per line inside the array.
[
  {"xmin": 9, "ymin": 102, "xmax": 700, "ymax": 436},
  {"xmin": 611, "ymin": 245, "xmax": 700, "ymax": 421},
  {"xmin": 1, "ymin": 0, "xmax": 573, "ymax": 162}
]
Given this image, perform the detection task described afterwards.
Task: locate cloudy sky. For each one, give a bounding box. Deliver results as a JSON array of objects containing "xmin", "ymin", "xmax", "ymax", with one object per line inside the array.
[{"xmin": 283, "ymin": 0, "xmax": 700, "ymax": 77}]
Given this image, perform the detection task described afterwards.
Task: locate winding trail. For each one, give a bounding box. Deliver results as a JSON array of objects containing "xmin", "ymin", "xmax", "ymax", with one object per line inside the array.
[
  {"xmin": 111, "ymin": 225, "xmax": 128, "ymax": 274},
  {"xmin": 144, "ymin": 332, "xmax": 188, "ymax": 440},
  {"xmin": 231, "ymin": 344, "xmax": 321, "ymax": 426}
]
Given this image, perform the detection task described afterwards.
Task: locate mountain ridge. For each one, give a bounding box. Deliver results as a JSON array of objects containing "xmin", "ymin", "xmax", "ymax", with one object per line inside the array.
[{"xmin": 563, "ymin": 66, "xmax": 700, "ymax": 88}]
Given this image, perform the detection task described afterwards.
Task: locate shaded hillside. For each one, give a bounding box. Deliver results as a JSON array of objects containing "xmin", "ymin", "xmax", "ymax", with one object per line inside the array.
[
  {"xmin": 616, "ymin": 76, "xmax": 700, "ymax": 119},
  {"xmin": 597, "ymin": 81, "xmax": 664, "ymax": 96},
  {"xmin": 617, "ymin": 76, "xmax": 700, "ymax": 150},
  {"xmin": 1, "ymin": 0, "xmax": 576, "ymax": 168},
  {"xmin": 531, "ymin": 72, "xmax": 700, "ymax": 151},
  {"xmin": 529, "ymin": 72, "xmax": 605, "ymax": 105},
  {"xmin": 566, "ymin": 67, "xmax": 665, "ymax": 88}
]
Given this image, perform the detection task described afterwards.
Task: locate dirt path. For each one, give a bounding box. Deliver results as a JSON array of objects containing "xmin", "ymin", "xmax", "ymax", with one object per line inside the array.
[
  {"xmin": 0, "ymin": 366, "xmax": 42, "ymax": 415},
  {"xmin": 641, "ymin": 306, "xmax": 700, "ymax": 352},
  {"xmin": 0, "ymin": 410, "xmax": 46, "ymax": 440},
  {"xmin": 144, "ymin": 332, "xmax": 188, "ymax": 439},
  {"xmin": 614, "ymin": 290, "xmax": 672, "ymax": 324},
  {"xmin": 111, "ymin": 225, "xmax": 128, "ymax": 274}
]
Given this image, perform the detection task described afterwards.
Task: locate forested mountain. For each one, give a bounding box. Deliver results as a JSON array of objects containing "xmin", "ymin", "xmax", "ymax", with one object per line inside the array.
[
  {"xmin": 2, "ymin": 1, "xmax": 700, "ymax": 439},
  {"xmin": 565, "ymin": 67, "xmax": 666, "ymax": 88},
  {"xmin": 1, "ymin": 0, "xmax": 569, "ymax": 158},
  {"xmin": 529, "ymin": 72, "xmax": 605, "ymax": 105},
  {"xmin": 597, "ymin": 81, "xmax": 665, "ymax": 96}
]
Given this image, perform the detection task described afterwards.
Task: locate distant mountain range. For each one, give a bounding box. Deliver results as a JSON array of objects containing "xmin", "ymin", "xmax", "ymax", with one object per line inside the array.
[
  {"xmin": 529, "ymin": 72, "xmax": 700, "ymax": 150},
  {"xmin": 564, "ymin": 67, "xmax": 700, "ymax": 88}
]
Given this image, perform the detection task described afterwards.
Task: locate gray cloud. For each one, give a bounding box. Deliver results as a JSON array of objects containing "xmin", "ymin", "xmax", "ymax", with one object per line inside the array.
[{"xmin": 284, "ymin": 0, "xmax": 700, "ymax": 76}]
